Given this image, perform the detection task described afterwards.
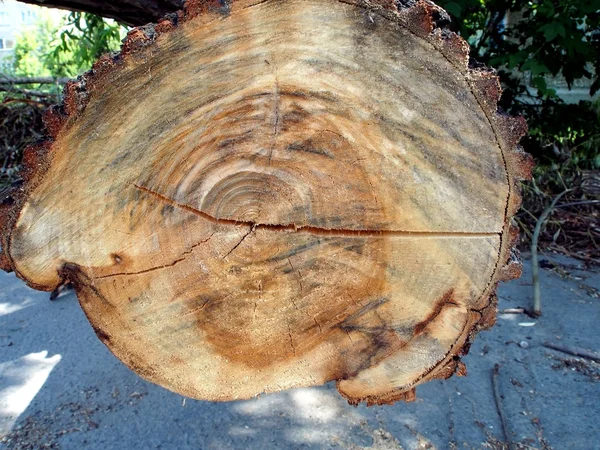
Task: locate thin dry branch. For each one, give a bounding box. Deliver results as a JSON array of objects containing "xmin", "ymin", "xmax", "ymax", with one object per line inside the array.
[
  {"xmin": 0, "ymin": 76, "xmax": 70, "ymax": 85},
  {"xmin": 543, "ymin": 342, "xmax": 600, "ymax": 363}
]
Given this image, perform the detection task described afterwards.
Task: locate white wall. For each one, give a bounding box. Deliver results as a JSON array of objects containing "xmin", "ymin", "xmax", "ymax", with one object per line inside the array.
[{"xmin": 0, "ymin": 0, "xmax": 40, "ymax": 58}]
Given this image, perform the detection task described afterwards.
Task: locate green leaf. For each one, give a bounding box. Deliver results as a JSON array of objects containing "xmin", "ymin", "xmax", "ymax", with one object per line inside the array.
[
  {"xmin": 531, "ymin": 76, "xmax": 547, "ymax": 92},
  {"xmin": 538, "ymin": 23, "xmax": 565, "ymax": 42},
  {"xmin": 522, "ymin": 60, "xmax": 550, "ymax": 76},
  {"xmin": 443, "ymin": 1, "xmax": 463, "ymax": 18},
  {"xmin": 507, "ymin": 50, "xmax": 528, "ymax": 68}
]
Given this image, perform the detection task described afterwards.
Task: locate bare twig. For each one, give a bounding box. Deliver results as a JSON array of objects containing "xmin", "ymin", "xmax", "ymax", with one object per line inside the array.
[
  {"xmin": 547, "ymin": 244, "xmax": 600, "ymax": 265},
  {"xmin": 0, "ymin": 86, "xmax": 54, "ymax": 98},
  {"xmin": 0, "ymin": 76, "xmax": 70, "ymax": 85},
  {"xmin": 517, "ymin": 206, "xmax": 539, "ymax": 222},
  {"xmin": 515, "ymin": 217, "xmax": 533, "ymax": 241},
  {"xmin": 1, "ymin": 97, "xmax": 49, "ymax": 107},
  {"xmin": 531, "ymin": 189, "xmax": 570, "ymax": 316},
  {"xmin": 543, "ymin": 342, "xmax": 600, "ymax": 363},
  {"xmin": 492, "ymin": 364, "xmax": 514, "ymax": 450},
  {"xmin": 554, "ymin": 200, "xmax": 600, "ymax": 209}
]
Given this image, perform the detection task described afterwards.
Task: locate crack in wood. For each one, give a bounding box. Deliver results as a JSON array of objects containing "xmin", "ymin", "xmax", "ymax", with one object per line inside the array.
[
  {"xmin": 95, "ymin": 231, "xmax": 215, "ymax": 279},
  {"xmin": 132, "ymin": 184, "xmax": 500, "ymax": 238},
  {"xmin": 222, "ymin": 225, "xmax": 255, "ymax": 259},
  {"xmin": 287, "ymin": 258, "xmax": 303, "ymax": 293},
  {"xmin": 177, "ymin": 299, "xmax": 212, "ymax": 319},
  {"xmin": 272, "ymin": 79, "xmax": 281, "ymax": 138},
  {"xmin": 288, "ymin": 322, "xmax": 296, "ymax": 356}
]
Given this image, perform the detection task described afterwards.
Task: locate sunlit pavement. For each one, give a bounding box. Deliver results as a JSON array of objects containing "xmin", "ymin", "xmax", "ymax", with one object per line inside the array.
[{"xmin": 0, "ymin": 256, "xmax": 598, "ymax": 449}]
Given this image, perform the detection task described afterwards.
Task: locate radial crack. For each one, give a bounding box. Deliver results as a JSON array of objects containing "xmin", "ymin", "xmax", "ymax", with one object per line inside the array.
[
  {"xmin": 288, "ymin": 322, "xmax": 296, "ymax": 356},
  {"xmin": 95, "ymin": 232, "xmax": 215, "ymax": 279},
  {"xmin": 132, "ymin": 184, "xmax": 500, "ymax": 238},
  {"xmin": 222, "ymin": 225, "xmax": 255, "ymax": 259},
  {"xmin": 272, "ymin": 79, "xmax": 281, "ymax": 138}
]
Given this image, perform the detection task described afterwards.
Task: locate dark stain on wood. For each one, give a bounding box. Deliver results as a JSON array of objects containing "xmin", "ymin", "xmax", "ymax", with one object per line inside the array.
[
  {"xmin": 161, "ymin": 204, "xmax": 176, "ymax": 216},
  {"xmin": 91, "ymin": 324, "xmax": 112, "ymax": 343},
  {"xmin": 339, "ymin": 297, "xmax": 390, "ymax": 327},
  {"xmin": 413, "ymin": 289, "xmax": 458, "ymax": 335},
  {"xmin": 184, "ymin": 237, "xmax": 390, "ymax": 372},
  {"xmin": 286, "ymin": 141, "xmax": 335, "ymax": 159},
  {"xmin": 265, "ymin": 240, "xmax": 321, "ymax": 262},
  {"xmin": 217, "ymin": 131, "xmax": 254, "ymax": 149},
  {"xmin": 62, "ymin": 263, "xmax": 117, "ymax": 309}
]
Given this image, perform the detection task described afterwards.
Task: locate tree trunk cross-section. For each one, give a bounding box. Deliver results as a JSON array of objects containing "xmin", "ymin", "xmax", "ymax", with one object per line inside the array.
[{"xmin": 0, "ymin": 0, "xmax": 533, "ymax": 405}]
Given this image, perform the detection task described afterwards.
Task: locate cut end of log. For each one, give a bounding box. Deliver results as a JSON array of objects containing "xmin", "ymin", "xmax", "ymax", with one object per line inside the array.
[{"xmin": 0, "ymin": 0, "xmax": 531, "ymax": 404}]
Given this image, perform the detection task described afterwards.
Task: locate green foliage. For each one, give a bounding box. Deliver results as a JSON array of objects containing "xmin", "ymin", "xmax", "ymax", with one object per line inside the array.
[
  {"xmin": 1, "ymin": 11, "xmax": 129, "ymax": 189},
  {"xmin": 46, "ymin": 12, "xmax": 126, "ymax": 77},
  {"xmin": 7, "ymin": 11, "xmax": 127, "ymax": 80},
  {"xmin": 1, "ymin": 15, "xmax": 66, "ymax": 99},
  {"xmin": 10, "ymin": 15, "xmax": 70, "ymax": 78},
  {"xmin": 436, "ymin": 0, "xmax": 600, "ymax": 174}
]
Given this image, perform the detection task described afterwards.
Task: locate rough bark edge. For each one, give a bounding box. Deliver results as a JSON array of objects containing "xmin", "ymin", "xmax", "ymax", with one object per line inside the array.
[
  {"xmin": 334, "ymin": 0, "xmax": 533, "ymax": 406},
  {"xmin": 0, "ymin": 0, "xmax": 533, "ymax": 403}
]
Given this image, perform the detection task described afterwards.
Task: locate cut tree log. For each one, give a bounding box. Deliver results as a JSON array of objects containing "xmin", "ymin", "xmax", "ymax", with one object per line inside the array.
[{"xmin": 0, "ymin": 0, "xmax": 533, "ymax": 405}]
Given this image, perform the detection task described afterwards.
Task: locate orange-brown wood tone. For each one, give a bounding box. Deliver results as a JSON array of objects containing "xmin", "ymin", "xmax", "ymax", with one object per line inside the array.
[{"xmin": 0, "ymin": 0, "xmax": 532, "ymax": 405}]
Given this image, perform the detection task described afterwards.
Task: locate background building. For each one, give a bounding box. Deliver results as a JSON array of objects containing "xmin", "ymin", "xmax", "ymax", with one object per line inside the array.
[{"xmin": 0, "ymin": 0, "xmax": 40, "ymax": 67}]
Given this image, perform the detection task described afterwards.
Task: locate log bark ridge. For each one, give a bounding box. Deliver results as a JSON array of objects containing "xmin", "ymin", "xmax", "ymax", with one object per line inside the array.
[{"xmin": 0, "ymin": 0, "xmax": 533, "ymax": 405}]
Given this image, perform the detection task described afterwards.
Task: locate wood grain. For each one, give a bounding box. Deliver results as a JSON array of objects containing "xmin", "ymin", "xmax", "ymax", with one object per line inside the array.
[{"xmin": 0, "ymin": 0, "xmax": 532, "ymax": 404}]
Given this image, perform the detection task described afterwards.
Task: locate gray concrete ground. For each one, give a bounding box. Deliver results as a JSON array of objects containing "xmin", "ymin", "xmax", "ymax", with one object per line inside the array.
[{"xmin": 0, "ymin": 256, "xmax": 598, "ymax": 450}]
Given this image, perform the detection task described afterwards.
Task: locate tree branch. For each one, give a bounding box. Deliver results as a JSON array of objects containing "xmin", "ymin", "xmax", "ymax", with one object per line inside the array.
[
  {"xmin": 17, "ymin": 0, "xmax": 184, "ymax": 26},
  {"xmin": 0, "ymin": 76, "xmax": 70, "ymax": 85}
]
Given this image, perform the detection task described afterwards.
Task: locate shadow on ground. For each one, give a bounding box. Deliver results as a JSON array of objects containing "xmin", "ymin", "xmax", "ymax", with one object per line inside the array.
[{"xmin": 0, "ymin": 256, "xmax": 598, "ymax": 449}]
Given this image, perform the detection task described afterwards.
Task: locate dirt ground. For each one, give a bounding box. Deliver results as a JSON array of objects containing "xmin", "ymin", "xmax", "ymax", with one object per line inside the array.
[{"xmin": 0, "ymin": 255, "xmax": 598, "ymax": 450}]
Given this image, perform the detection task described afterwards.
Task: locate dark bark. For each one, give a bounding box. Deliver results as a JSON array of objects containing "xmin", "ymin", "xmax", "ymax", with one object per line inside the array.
[
  {"xmin": 0, "ymin": 77, "xmax": 70, "ymax": 84},
  {"xmin": 18, "ymin": 0, "xmax": 184, "ymax": 26}
]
